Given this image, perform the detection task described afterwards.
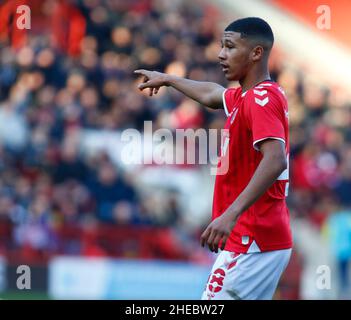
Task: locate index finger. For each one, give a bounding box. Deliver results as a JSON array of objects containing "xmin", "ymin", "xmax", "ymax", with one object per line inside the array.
[
  {"xmin": 200, "ymin": 227, "xmax": 211, "ymax": 247},
  {"xmin": 134, "ymin": 69, "xmax": 150, "ymax": 76},
  {"xmin": 220, "ymin": 234, "xmax": 228, "ymax": 251},
  {"xmin": 212, "ymin": 233, "xmax": 223, "ymax": 253}
]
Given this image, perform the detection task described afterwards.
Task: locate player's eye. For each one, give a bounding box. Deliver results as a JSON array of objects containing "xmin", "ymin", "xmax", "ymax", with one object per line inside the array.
[{"xmin": 223, "ymin": 42, "xmax": 235, "ymax": 49}]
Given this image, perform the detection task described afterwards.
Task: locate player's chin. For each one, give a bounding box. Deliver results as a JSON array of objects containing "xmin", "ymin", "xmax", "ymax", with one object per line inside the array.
[{"xmin": 224, "ymin": 72, "xmax": 236, "ymax": 81}]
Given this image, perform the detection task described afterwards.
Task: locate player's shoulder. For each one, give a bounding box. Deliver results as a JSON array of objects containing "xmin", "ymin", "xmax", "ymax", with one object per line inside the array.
[
  {"xmin": 245, "ymin": 81, "xmax": 287, "ymax": 107},
  {"xmin": 223, "ymin": 86, "xmax": 243, "ymax": 105},
  {"xmin": 224, "ymin": 86, "xmax": 242, "ymax": 97}
]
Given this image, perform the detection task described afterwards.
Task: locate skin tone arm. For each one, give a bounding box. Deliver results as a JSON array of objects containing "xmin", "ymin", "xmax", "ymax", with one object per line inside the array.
[
  {"xmin": 200, "ymin": 139, "xmax": 287, "ymax": 253},
  {"xmin": 134, "ymin": 69, "xmax": 225, "ymax": 109}
]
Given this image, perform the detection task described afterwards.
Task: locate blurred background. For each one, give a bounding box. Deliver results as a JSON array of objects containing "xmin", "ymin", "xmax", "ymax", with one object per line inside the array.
[{"xmin": 0, "ymin": 0, "xmax": 351, "ymax": 300}]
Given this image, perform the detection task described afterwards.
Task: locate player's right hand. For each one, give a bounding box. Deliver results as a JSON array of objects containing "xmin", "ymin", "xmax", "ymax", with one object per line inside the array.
[
  {"xmin": 134, "ymin": 69, "xmax": 169, "ymax": 97},
  {"xmin": 200, "ymin": 214, "xmax": 235, "ymax": 253}
]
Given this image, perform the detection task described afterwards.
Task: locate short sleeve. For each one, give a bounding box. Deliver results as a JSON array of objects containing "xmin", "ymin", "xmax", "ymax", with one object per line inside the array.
[
  {"xmin": 246, "ymin": 88, "xmax": 286, "ymax": 151},
  {"xmin": 223, "ymin": 88, "xmax": 240, "ymax": 117}
]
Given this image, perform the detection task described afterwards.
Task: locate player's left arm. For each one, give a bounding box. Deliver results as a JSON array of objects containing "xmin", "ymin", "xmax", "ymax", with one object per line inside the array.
[{"xmin": 200, "ymin": 139, "xmax": 287, "ymax": 252}]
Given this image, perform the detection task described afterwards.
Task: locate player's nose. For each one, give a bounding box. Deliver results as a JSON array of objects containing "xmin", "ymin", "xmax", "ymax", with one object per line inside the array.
[{"xmin": 218, "ymin": 48, "xmax": 226, "ymax": 61}]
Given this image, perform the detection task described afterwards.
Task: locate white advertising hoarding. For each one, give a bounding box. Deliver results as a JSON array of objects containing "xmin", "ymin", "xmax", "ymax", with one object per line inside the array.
[
  {"xmin": 49, "ymin": 257, "xmax": 211, "ymax": 300},
  {"xmin": 0, "ymin": 256, "xmax": 6, "ymax": 292}
]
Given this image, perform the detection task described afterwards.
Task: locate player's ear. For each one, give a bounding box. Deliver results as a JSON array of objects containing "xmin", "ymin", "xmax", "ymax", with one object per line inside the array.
[{"xmin": 251, "ymin": 45, "xmax": 264, "ymax": 62}]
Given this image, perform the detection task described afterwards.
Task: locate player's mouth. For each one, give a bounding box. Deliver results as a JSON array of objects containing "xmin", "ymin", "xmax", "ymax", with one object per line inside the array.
[{"xmin": 220, "ymin": 62, "xmax": 229, "ymax": 73}]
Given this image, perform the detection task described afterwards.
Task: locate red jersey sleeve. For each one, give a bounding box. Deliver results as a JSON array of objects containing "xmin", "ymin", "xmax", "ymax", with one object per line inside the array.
[
  {"xmin": 222, "ymin": 87, "xmax": 241, "ymax": 117},
  {"xmin": 245, "ymin": 86, "xmax": 287, "ymax": 151}
]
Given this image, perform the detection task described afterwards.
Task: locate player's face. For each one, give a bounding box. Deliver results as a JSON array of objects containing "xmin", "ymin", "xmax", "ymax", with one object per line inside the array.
[{"xmin": 218, "ymin": 32, "xmax": 251, "ymax": 81}]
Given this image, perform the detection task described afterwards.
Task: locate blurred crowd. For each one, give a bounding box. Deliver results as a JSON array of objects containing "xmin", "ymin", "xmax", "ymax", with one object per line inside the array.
[
  {"xmin": 0, "ymin": 0, "xmax": 351, "ymax": 298},
  {"xmin": 0, "ymin": 0, "xmax": 225, "ymax": 264}
]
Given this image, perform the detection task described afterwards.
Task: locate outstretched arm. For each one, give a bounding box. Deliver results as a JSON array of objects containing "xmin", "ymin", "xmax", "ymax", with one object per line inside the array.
[{"xmin": 134, "ymin": 69, "xmax": 225, "ymax": 109}]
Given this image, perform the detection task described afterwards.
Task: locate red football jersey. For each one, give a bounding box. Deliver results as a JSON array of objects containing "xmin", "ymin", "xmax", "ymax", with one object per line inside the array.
[{"xmin": 213, "ymin": 80, "xmax": 293, "ymax": 253}]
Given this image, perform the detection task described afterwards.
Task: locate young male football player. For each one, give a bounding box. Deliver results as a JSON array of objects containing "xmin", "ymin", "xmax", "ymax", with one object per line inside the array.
[{"xmin": 135, "ymin": 17, "xmax": 292, "ymax": 300}]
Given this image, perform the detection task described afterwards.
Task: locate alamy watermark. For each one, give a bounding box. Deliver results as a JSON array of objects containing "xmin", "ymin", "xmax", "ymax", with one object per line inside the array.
[
  {"xmin": 120, "ymin": 121, "xmax": 230, "ymax": 175},
  {"xmin": 316, "ymin": 5, "xmax": 331, "ymax": 30},
  {"xmin": 316, "ymin": 265, "xmax": 331, "ymax": 290},
  {"xmin": 11, "ymin": 4, "xmax": 332, "ymax": 32},
  {"xmin": 16, "ymin": 265, "xmax": 31, "ymax": 290},
  {"xmin": 15, "ymin": 5, "xmax": 31, "ymax": 30}
]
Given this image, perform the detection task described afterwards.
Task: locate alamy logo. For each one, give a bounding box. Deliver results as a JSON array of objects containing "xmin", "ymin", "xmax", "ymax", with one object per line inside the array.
[
  {"xmin": 121, "ymin": 121, "xmax": 230, "ymax": 176},
  {"xmin": 16, "ymin": 265, "xmax": 31, "ymax": 290},
  {"xmin": 16, "ymin": 5, "xmax": 31, "ymax": 30},
  {"xmin": 316, "ymin": 265, "xmax": 331, "ymax": 290},
  {"xmin": 316, "ymin": 5, "xmax": 331, "ymax": 30}
]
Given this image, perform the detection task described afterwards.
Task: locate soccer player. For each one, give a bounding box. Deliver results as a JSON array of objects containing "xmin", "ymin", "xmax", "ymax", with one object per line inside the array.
[{"xmin": 134, "ymin": 17, "xmax": 292, "ymax": 300}]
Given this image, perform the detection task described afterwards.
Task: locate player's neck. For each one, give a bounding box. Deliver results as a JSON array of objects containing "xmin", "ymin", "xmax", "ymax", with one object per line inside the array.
[{"xmin": 240, "ymin": 67, "xmax": 271, "ymax": 94}]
